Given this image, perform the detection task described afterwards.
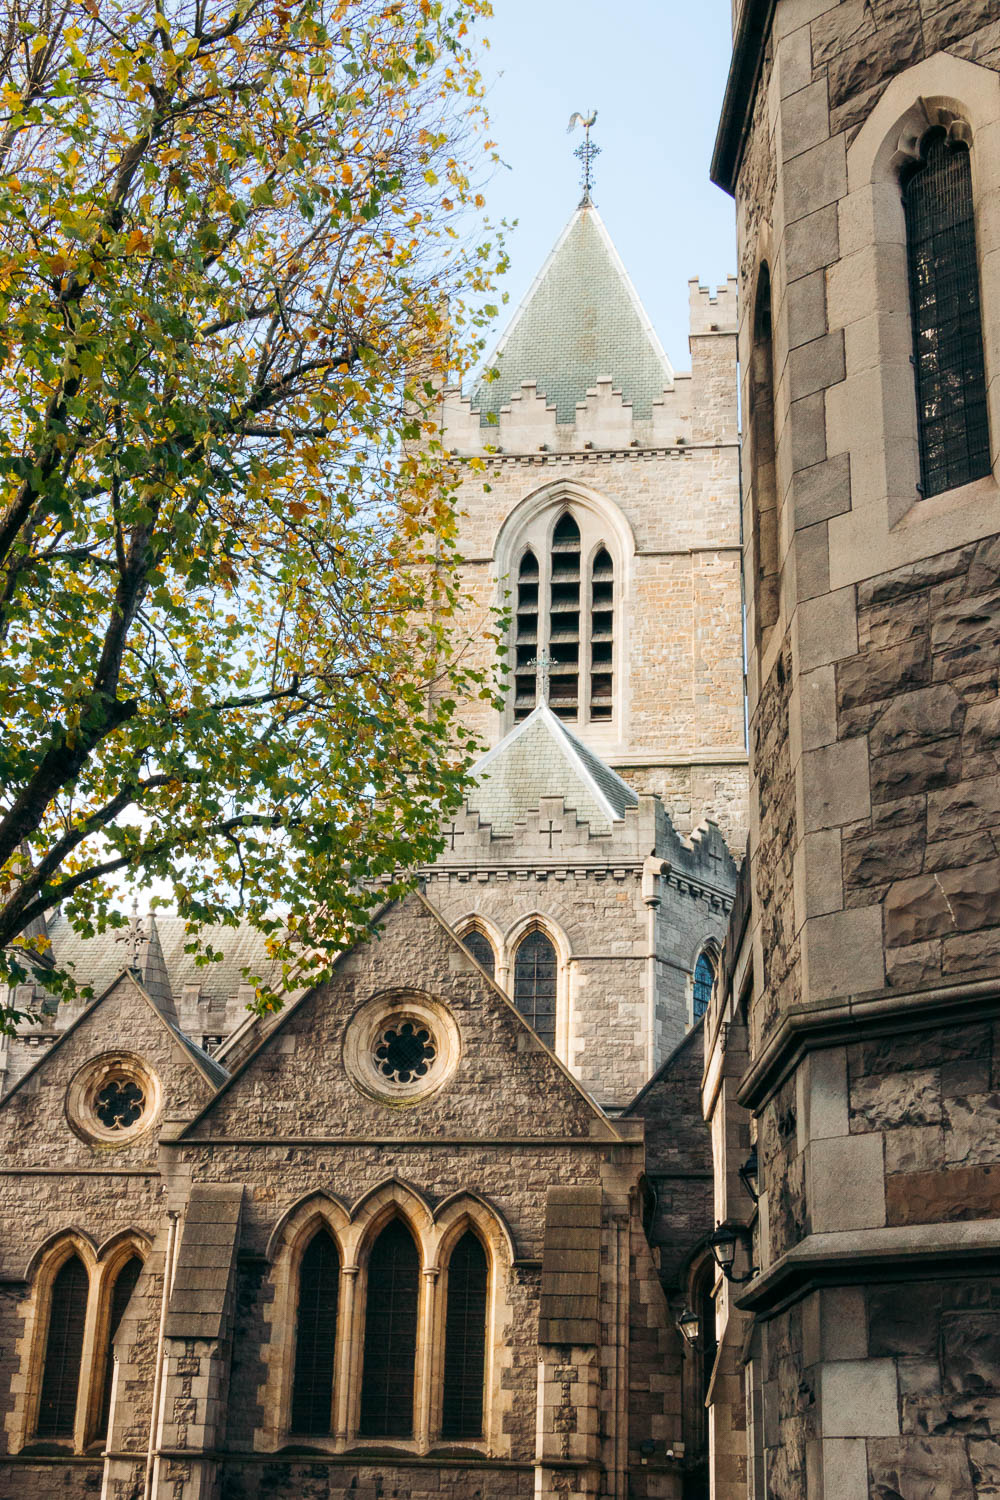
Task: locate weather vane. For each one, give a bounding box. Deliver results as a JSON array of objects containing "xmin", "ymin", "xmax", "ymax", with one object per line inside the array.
[{"xmin": 567, "ymin": 110, "xmax": 600, "ymax": 205}]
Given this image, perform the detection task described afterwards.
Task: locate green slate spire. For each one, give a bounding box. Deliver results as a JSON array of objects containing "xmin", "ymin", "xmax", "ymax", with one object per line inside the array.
[{"xmin": 472, "ymin": 202, "xmax": 673, "ymax": 426}]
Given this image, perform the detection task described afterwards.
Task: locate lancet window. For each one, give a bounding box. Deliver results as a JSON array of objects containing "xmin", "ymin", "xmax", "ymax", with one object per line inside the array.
[
  {"xmin": 693, "ymin": 952, "xmax": 716, "ymax": 1021},
  {"xmin": 903, "ymin": 129, "xmax": 990, "ymax": 498},
  {"xmin": 512, "ymin": 930, "xmax": 557, "ymax": 1048},
  {"xmin": 359, "ymin": 1220, "xmax": 420, "ymax": 1439},
  {"xmin": 459, "ymin": 927, "xmax": 496, "ymax": 980},
  {"xmin": 36, "ymin": 1255, "xmax": 88, "ymax": 1439},
  {"xmin": 441, "ymin": 1231, "xmax": 489, "ymax": 1440},
  {"xmin": 291, "ymin": 1228, "xmax": 340, "ymax": 1435}
]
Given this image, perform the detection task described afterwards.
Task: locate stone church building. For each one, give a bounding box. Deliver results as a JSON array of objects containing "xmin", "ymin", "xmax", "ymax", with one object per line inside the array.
[{"xmin": 0, "ymin": 195, "xmax": 748, "ymax": 1498}]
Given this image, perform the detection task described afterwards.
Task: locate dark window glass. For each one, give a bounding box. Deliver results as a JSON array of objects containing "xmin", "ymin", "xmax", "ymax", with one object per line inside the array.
[
  {"xmin": 904, "ymin": 132, "xmax": 990, "ymax": 498},
  {"xmin": 548, "ymin": 513, "xmax": 580, "ymax": 721},
  {"xmin": 461, "ymin": 930, "xmax": 495, "ymax": 980},
  {"xmin": 441, "ymin": 1232, "xmax": 488, "ymax": 1441},
  {"xmin": 750, "ymin": 264, "xmax": 779, "ymax": 642},
  {"xmin": 693, "ymin": 954, "xmax": 715, "ymax": 1020},
  {"xmin": 37, "ymin": 1254, "xmax": 88, "ymax": 1439},
  {"xmin": 98, "ymin": 1255, "xmax": 142, "ymax": 1439},
  {"xmin": 360, "ymin": 1220, "xmax": 419, "ymax": 1438},
  {"xmin": 291, "ymin": 1228, "xmax": 340, "ymax": 1434},
  {"xmin": 514, "ymin": 549, "xmax": 539, "ymax": 721},
  {"xmin": 513, "ymin": 931, "xmax": 557, "ymax": 1048}
]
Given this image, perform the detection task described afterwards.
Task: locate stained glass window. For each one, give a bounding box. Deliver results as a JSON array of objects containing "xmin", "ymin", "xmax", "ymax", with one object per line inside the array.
[
  {"xmin": 513, "ymin": 931, "xmax": 557, "ymax": 1049},
  {"xmin": 461, "ymin": 929, "xmax": 495, "ymax": 980},
  {"xmin": 693, "ymin": 954, "xmax": 715, "ymax": 1020},
  {"xmin": 359, "ymin": 1220, "xmax": 419, "ymax": 1438},
  {"xmin": 37, "ymin": 1255, "xmax": 88, "ymax": 1439},
  {"xmin": 441, "ymin": 1232, "xmax": 488, "ymax": 1441},
  {"xmin": 291, "ymin": 1229, "xmax": 339, "ymax": 1434},
  {"xmin": 904, "ymin": 132, "xmax": 990, "ymax": 498}
]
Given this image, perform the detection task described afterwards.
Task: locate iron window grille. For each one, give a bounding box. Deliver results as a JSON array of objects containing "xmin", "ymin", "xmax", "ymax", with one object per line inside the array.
[{"xmin": 513, "ymin": 930, "xmax": 557, "ymax": 1049}]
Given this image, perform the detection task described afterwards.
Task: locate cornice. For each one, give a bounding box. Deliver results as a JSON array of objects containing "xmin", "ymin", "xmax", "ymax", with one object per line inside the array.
[
  {"xmin": 737, "ymin": 977, "xmax": 1000, "ymax": 1112},
  {"xmin": 736, "ymin": 1219, "xmax": 1000, "ymax": 1320},
  {"xmin": 711, "ymin": 0, "xmax": 777, "ymax": 196}
]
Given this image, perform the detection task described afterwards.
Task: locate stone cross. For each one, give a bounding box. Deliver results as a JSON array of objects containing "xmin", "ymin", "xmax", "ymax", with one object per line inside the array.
[
  {"xmin": 444, "ymin": 822, "xmax": 464, "ymax": 851},
  {"xmin": 528, "ymin": 651, "xmax": 553, "ymax": 705},
  {"xmin": 541, "ymin": 819, "xmax": 563, "ymax": 850}
]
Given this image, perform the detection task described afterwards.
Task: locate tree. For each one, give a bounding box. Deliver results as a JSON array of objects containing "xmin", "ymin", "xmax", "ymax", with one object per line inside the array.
[{"xmin": 0, "ymin": 0, "xmax": 504, "ymax": 1022}]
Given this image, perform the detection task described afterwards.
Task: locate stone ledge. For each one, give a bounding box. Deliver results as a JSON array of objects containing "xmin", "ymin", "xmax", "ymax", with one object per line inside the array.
[
  {"xmin": 736, "ymin": 977, "xmax": 1000, "ymax": 1110},
  {"xmin": 735, "ymin": 1219, "xmax": 1000, "ymax": 1319}
]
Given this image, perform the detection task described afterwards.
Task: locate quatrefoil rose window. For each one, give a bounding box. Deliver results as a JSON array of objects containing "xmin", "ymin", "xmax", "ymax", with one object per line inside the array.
[
  {"xmin": 345, "ymin": 994, "xmax": 459, "ymax": 1103},
  {"xmin": 67, "ymin": 1053, "xmax": 160, "ymax": 1144}
]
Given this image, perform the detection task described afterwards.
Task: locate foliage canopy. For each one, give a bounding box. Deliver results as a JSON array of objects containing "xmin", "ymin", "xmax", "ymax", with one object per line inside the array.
[{"xmin": 0, "ymin": 0, "xmax": 504, "ymax": 1021}]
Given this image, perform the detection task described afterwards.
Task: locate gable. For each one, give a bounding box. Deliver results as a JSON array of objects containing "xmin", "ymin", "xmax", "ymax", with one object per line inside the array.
[
  {"xmin": 182, "ymin": 890, "xmax": 619, "ymax": 1142},
  {"xmin": 0, "ymin": 972, "xmax": 218, "ymax": 1169}
]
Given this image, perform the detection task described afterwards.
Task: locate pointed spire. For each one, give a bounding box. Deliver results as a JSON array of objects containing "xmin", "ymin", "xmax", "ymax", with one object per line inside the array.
[{"xmin": 118, "ymin": 904, "xmax": 177, "ymax": 1022}]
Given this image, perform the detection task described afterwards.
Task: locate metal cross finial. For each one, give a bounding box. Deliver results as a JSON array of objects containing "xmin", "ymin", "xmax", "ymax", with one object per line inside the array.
[
  {"xmin": 528, "ymin": 651, "xmax": 553, "ymax": 705},
  {"xmin": 116, "ymin": 896, "xmax": 146, "ymax": 972},
  {"xmin": 567, "ymin": 110, "xmax": 600, "ymax": 204}
]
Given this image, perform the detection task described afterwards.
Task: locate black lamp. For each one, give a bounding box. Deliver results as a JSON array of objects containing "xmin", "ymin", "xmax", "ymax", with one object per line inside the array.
[
  {"xmin": 738, "ymin": 1146, "xmax": 759, "ymax": 1205},
  {"xmin": 709, "ymin": 1221, "xmax": 756, "ymax": 1284},
  {"xmin": 677, "ymin": 1307, "xmax": 700, "ymax": 1346}
]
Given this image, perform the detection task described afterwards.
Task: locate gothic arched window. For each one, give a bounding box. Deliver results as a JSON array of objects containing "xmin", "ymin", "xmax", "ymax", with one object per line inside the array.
[
  {"xmin": 37, "ymin": 1254, "xmax": 88, "ymax": 1439},
  {"xmin": 514, "ymin": 549, "xmax": 540, "ymax": 722},
  {"xmin": 441, "ymin": 1231, "xmax": 489, "ymax": 1441},
  {"xmin": 693, "ymin": 953, "xmax": 715, "ymax": 1021},
  {"xmin": 513, "ymin": 930, "xmax": 557, "ymax": 1048},
  {"xmin": 97, "ymin": 1254, "xmax": 142, "ymax": 1439},
  {"xmin": 359, "ymin": 1220, "xmax": 420, "ymax": 1439},
  {"xmin": 291, "ymin": 1228, "xmax": 340, "ymax": 1435},
  {"xmin": 904, "ymin": 130, "xmax": 990, "ymax": 499},
  {"xmin": 460, "ymin": 928, "xmax": 495, "ymax": 980},
  {"xmin": 507, "ymin": 506, "xmax": 621, "ymax": 728}
]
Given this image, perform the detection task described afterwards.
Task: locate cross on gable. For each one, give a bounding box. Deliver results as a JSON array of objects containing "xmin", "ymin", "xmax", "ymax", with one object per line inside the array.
[
  {"xmin": 444, "ymin": 821, "xmax": 465, "ymax": 851},
  {"xmin": 115, "ymin": 898, "xmax": 146, "ymax": 971},
  {"xmin": 541, "ymin": 818, "xmax": 562, "ymax": 850}
]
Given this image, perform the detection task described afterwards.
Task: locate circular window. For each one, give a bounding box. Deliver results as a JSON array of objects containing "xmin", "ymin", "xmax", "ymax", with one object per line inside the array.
[
  {"xmin": 344, "ymin": 993, "xmax": 459, "ymax": 1104},
  {"xmin": 66, "ymin": 1053, "xmax": 160, "ymax": 1145}
]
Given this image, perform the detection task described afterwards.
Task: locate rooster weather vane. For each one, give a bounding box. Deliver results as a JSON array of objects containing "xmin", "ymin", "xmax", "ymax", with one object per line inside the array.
[{"xmin": 567, "ymin": 110, "xmax": 600, "ymax": 204}]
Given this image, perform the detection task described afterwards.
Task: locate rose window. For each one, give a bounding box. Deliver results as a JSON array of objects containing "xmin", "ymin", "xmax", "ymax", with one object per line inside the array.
[
  {"xmin": 95, "ymin": 1078, "xmax": 146, "ymax": 1130},
  {"xmin": 373, "ymin": 1022, "xmax": 436, "ymax": 1084}
]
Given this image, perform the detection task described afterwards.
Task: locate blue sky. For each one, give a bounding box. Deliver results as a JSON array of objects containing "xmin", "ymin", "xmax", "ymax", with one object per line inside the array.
[{"xmin": 472, "ymin": 0, "xmax": 737, "ymax": 374}]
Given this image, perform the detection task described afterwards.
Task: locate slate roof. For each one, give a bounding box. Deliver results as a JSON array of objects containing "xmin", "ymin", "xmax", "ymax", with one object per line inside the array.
[
  {"xmin": 46, "ymin": 912, "xmax": 280, "ymax": 1005},
  {"xmin": 471, "ymin": 202, "xmax": 673, "ymax": 425},
  {"xmin": 467, "ymin": 702, "xmax": 638, "ymax": 837}
]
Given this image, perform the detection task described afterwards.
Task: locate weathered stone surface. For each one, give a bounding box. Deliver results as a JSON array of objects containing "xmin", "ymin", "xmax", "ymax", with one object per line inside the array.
[
  {"xmin": 871, "ymin": 739, "xmax": 962, "ymax": 805},
  {"xmin": 843, "ymin": 821, "xmax": 924, "ymax": 888},
  {"xmin": 859, "ymin": 594, "xmax": 929, "ymax": 653},
  {"xmin": 868, "ymin": 1436, "xmax": 974, "ymax": 1500},
  {"xmin": 850, "ymin": 1068, "xmax": 942, "ymax": 1131},
  {"xmin": 932, "ymin": 588, "xmax": 1000, "ymax": 661},
  {"xmin": 942, "ymin": 927, "xmax": 1000, "ymax": 977},
  {"xmin": 885, "ymin": 941, "xmax": 942, "ymax": 990},
  {"xmin": 885, "ymin": 861, "xmax": 1000, "ymax": 946},
  {"xmin": 869, "ymin": 686, "xmax": 964, "ymax": 757},
  {"xmin": 869, "ymin": 1282, "xmax": 941, "ymax": 1358},
  {"xmin": 837, "ymin": 636, "xmax": 930, "ymax": 712},
  {"xmin": 968, "ymin": 535, "xmax": 1000, "ymax": 593},
  {"xmin": 886, "ymin": 1163, "xmax": 1000, "ymax": 1226},
  {"xmin": 884, "ymin": 1123, "xmax": 945, "ymax": 1174},
  {"xmin": 923, "ymin": 833, "xmax": 994, "ymax": 873},
  {"xmin": 968, "ymin": 1437, "xmax": 1000, "ymax": 1492},
  {"xmin": 942, "ymin": 1311, "xmax": 1000, "ymax": 1396},
  {"xmin": 927, "ymin": 777, "xmax": 1000, "ymax": 840},
  {"xmin": 962, "ymin": 697, "xmax": 1000, "ymax": 762},
  {"xmin": 944, "ymin": 1095, "xmax": 1000, "ymax": 1167},
  {"xmin": 852, "ymin": 1024, "xmax": 991, "ymax": 1077},
  {"xmin": 855, "ymin": 545, "xmax": 975, "ymax": 608}
]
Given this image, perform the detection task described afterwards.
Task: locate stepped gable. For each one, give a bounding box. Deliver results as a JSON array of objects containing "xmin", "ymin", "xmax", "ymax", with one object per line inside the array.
[
  {"xmin": 471, "ymin": 202, "xmax": 673, "ymax": 425},
  {"xmin": 464, "ymin": 700, "xmax": 638, "ymax": 839}
]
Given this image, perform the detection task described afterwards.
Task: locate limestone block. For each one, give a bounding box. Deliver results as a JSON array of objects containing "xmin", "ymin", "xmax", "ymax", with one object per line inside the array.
[
  {"xmin": 808, "ymin": 1131, "xmax": 886, "ymax": 1232},
  {"xmin": 885, "ymin": 1162, "xmax": 1000, "ymax": 1226},
  {"xmin": 821, "ymin": 1436, "xmax": 870, "ymax": 1499},
  {"xmin": 783, "ymin": 135, "xmax": 847, "ymax": 224},
  {"xmin": 884, "ymin": 860, "xmax": 1000, "ymax": 947},
  {"xmin": 820, "ymin": 1288, "xmax": 868, "ymax": 1362},
  {"xmin": 836, "ymin": 636, "xmax": 930, "ymax": 712},
  {"xmin": 795, "ymin": 520, "xmax": 831, "ymax": 602},
  {"xmin": 780, "ymin": 78, "xmax": 831, "ymax": 162},
  {"xmin": 794, "ymin": 453, "xmax": 851, "ymax": 531},
  {"xmin": 850, "ymin": 1068, "xmax": 942, "ymax": 1132},
  {"xmin": 801, "ymin": 736, "xmax": 870, "ymax": 831},
  {"xmin": 796, "ymin": 1046, "xmax": 849, "ymax": 1146},
  {"xmin": 785, "ymin": 204, "xmax": 840, "ymax": 282},
  {"xmin": 788, "ymin": 331, "xmax": 846, "ymax": 403},
  {"xmin": 820, "ymin": 1358, "xmax": 898, "ymax": 1437},
  {"xmin": 788, "ymin": 391, "xmax": 828, "ymax": 474},
  {"xmin": 794, "ymin": 828, "xmax": 843, "ymax": 922},
  {"xmin": 795, "ymin": 587, "xmax": 859, "ymax": 674},
  {"xmin": 868, "ymin": 684, "xmax": 963, "ymax": 757},
  {"xmin": 943, "ymin": 1094, "xmax": 1000, "ymax": 1167},
  {"xmin": 870, "ymin": 738, "xmax": 962, "ymax": 806}
]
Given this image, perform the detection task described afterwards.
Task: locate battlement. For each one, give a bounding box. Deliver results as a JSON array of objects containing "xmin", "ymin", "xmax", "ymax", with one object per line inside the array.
[{"xmin": 688, "ymin": 276, "xmax": 738, "ymax": 335}]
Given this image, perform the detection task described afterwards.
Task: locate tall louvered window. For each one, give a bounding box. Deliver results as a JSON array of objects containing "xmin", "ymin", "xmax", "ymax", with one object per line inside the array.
[
  {"xmin": 904, "ymin": 130, "xmax": 990, "ymax": 499},
  {"xmin": 693, "ymin": 953, "xmax": 715, "ymax": 1021},
  {"xmin": 548, "ymin": 513, "xmax": 581, "ymax": 720},
  {"xmin": 513, "ymin": 930, "xmax": 557, "ymax": 1049},
  {"xmin": 460, "ymin": 928, "xmax": 495, "ymax": 980},
  {"xmin": 589, "ymin": 547, "xmax": 614, "ymax": 720},
  {"xmin": 37, "ymin": 1254, "xmax": 88, "ymax": 1439},
  {"xmin": 291, "ymin": 1228, "xmax": 340, "ymax": 1434},
  {"xmin": 441, "ymin": 1232, "xmax": 489, "ymax": 1441},
  {"xmin": 514, "ymin": 550, "xmax": 539, "ymax": 722},
  {"xmin": 360, "ymin": 1220, "xmax": 419, "ymax": 1438},
  {"xmin": 97, "ymin": 1254, "xmax": 142, "ymax": 1439}
]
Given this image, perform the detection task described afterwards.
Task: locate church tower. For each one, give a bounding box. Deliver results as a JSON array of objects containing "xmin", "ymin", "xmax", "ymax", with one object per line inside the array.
[
  {"xmin": 425, "ymin": 177, "xmax": 748, "ymax": 1111},
  {"xmin": 438, "ymin": 191, "xmax": 748, "ymax": 852}
]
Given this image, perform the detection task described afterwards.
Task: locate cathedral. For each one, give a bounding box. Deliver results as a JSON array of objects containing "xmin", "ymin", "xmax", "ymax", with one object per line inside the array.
[{"xmin": 0, "ymin": 191, "xmax": 746, "ymax": 1498}]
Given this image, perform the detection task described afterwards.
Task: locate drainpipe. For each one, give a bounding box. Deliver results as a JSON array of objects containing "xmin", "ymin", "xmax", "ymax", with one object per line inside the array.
[
  {"xmin": 642, "ymin": 857, "xmax": 669, "ymax": 1078},
  {"xmin": 144, "ymin": 1209, "xmax": 180, "ymax": 1500}
]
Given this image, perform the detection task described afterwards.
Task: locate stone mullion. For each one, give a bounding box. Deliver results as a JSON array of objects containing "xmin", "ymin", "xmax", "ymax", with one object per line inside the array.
[
  {"xmin": 333, "ymin": 1264, "xmax": 358, "ymax": 1444},
  {"xmin": 414, "ymin": 1265, "xmax": 438, "ymax": 1449}
]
